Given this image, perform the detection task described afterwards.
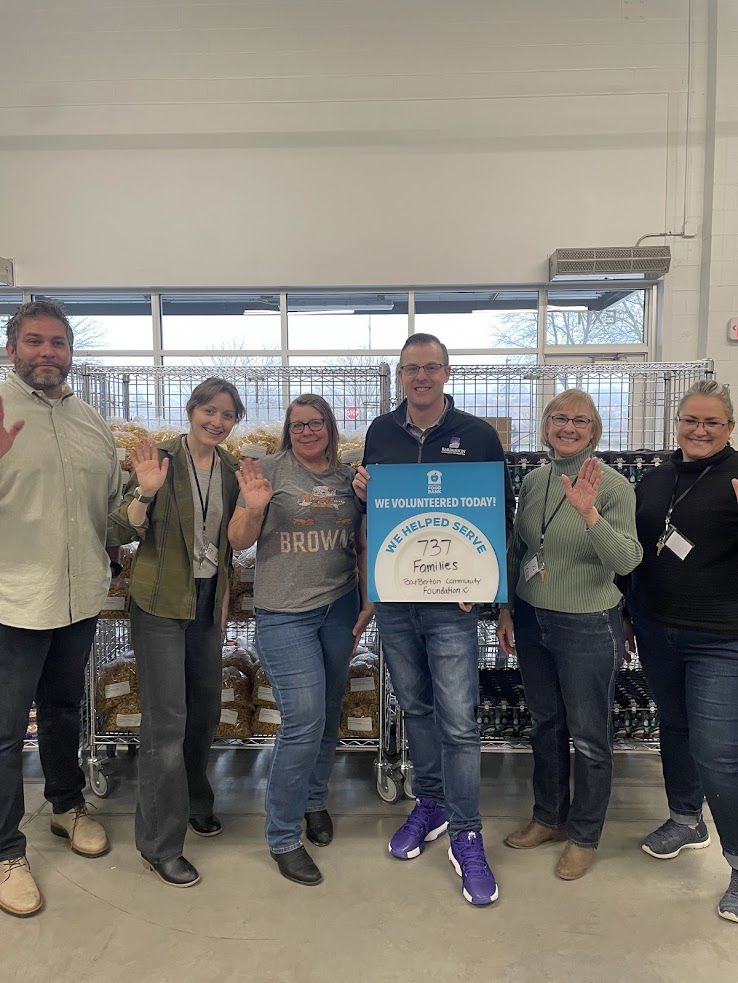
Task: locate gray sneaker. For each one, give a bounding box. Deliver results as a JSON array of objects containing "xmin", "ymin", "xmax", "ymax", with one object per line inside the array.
[
  {"xmin": 642, "ymin": 818, "xmax": 710, "ymax": 859},
  {"xmin": 718, "ymin": 869, "xmax": 738, "ymax": 923}
]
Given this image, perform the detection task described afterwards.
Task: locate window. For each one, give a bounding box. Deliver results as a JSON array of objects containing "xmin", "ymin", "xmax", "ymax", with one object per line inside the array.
[
  {"xmin": 287, "ymin": 292, "xmax": 408, "ymax": 350},
  {"xmin": 414, "ymin": 291, "xmax": 539, "ymax": 351},
  {"xmin": 161, "ymin": 293, "xmax": 281, "ymax": 356},
  {"xmin": 546, "ymin": 289, "xmax": 646, "ymax": 346},
  {"xmin": 34, "ymin": 294, "xmax": 154, "ymax": 351},
  {"xmin": 0, "ymin": 291, "xmax": 24, "ymax": 357}
]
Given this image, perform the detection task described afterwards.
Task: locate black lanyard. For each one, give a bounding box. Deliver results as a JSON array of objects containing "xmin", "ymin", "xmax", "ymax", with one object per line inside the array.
[
  {"xmin": 539, "ymin": 467, "xmax": 577, "ymax": 551},
  {"xmin": 184, "ymin": 437, "xmax": 216, "ymax": 545},
  {"xmin": 657, "ymin": 466, "xmax": 712, "ymax": 552}
]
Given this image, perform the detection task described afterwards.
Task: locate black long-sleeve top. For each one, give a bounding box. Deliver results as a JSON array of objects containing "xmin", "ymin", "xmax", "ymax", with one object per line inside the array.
[{"xmin": 629, "ymin": 444, "xmax": 738, "ymax": 634}]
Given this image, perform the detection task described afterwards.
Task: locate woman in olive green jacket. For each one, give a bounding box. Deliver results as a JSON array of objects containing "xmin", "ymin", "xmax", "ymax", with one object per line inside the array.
[{"xmin": 108, "ymin": 378, "xmax": 243, "ymax": 888}]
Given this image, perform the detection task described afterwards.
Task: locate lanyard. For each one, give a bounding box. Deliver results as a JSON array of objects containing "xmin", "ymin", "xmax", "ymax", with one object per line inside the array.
[
  {"xmin": 539, "ymin": 467, "xmax": 577, "ymax": 551},
  {"xmin": 184, "ymin": 437, "xmax": 216, "ymax": 554},
  {"xmin": 657, "ymin": 466, "xmax": 711, "ymax": 554}
]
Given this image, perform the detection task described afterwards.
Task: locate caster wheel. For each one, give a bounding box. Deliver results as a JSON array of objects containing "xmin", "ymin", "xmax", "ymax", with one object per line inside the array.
[
  {"xmin": 403, "ymin": 774, "xmax": 414, "ymax": 799},
  {"xmin": 376, "ymin": 769, "xmax": 403, "ymax": 804},
  {"xmin": 105, "ymin": 744, "xmax": 117, "ymax": 759},
  {"xmin": 89, "ymin": 766, "xmax": 113, "ymax": 799},
  {"xmin": 127, "ymin": 744, "xmax": 138, "ymax": 758}
]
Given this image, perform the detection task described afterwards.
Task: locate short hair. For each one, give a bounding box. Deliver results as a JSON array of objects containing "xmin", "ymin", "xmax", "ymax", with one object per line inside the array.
[
  {"xmin": 280, "ymin": 393, "xmax": 340, "ymax": 469},
  {"xmin": 677, "ymin": 379, "xmax": 734, "ymax": 422},
  {"xmin": 400, "ymin": 333, "xmax": 449, "ymax": 367},
  {"xmin": 185, "ymin": 377, "xmax": 246, "ymax": 423},
  {"xmin": 5, "ymin": 299, "xmax": 74, "ymax": 349},
  {"xmin": 540, "ymin": 389, "xmax": 603, "ymax": 450}
]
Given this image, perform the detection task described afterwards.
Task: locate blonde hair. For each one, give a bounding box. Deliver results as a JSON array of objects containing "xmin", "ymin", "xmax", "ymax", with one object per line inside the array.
[
  {"xmin": 280, "ymin": 393, "xmax": 340, "ymax": 469},
  {"xmin": 540, "ymin": 389, "xmax": 603, "ymax": 450},
  {"xmin": 677, "ymin": 379, "xmax": 734, "ymax": 422}
]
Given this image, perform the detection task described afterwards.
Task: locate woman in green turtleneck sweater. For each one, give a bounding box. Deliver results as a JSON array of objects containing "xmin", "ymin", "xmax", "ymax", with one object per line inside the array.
[{"xmin": 497, "ymin": 389, "xmax": 642, "ymax": 881}]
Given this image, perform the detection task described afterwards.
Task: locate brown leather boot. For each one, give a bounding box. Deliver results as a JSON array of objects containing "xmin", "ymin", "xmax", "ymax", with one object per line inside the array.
[
  {"xmin": 504, "ymin": 820, "xmax": 565, "ymax": 850},
  {"xmin": 556, "ymin": 842, "xmax": 595, "ymax": 880}
]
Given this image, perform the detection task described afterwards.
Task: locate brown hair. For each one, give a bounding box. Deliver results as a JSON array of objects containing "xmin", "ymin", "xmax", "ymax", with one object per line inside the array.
[
  {"xmin": 280, "ymin": 393, "xmax": 340, "ymax": 469},
  {"xmin": 400, "ymin": 332, "xmax": 449, "ymax": 367},
  {"xmin": 185, "ymin": 377, "xmax": 246, "ymax": 423},
  {"xmin": 5, "ymin": 299, "xmax": 74, "ymax": 349},
  {"xmin": 540, "ymin": 388, "xmax": 603, "ymax": 450}
]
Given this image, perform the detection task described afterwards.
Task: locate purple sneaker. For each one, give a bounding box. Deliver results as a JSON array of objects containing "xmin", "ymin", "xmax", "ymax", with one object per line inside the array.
[
  {"xmin": 448, "ymin": 831, "xmax": 499, "ymax": 906},
  {"xmin": 388, "ymin": 798, "xmax": 448, "ymax": 860}
]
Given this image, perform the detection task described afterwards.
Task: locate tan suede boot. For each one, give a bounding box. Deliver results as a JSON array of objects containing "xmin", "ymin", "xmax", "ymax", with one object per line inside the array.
[
  {"xmin": 556, "ymin": 842, "xmax": 595, "ymax": 880},
  {"xmin": 50, "ymin": 804, "xmax": 110, "ymax": 858},
  {"xmin": 0, "ymin": 857, "xmax": 44, "ymax": 917},
  {"xmin": 504, "ymin": 820, "xmax": 565, "ymax": 850}
]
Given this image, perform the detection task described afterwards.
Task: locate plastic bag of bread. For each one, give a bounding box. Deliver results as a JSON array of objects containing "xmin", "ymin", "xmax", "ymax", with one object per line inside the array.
[
  {"xmin": 220, "ymin": 665, "xmax": 252, "ymax": 710},
  {"xmin": 97, "ymin": 653, "xmax": 142, "ymax": 733},
  {"xmin": 216, "ymin": 704, "xmax": 253, "ymax": 739},
  {"xmin": 233, "ymin": 421, "xmax": 282, "ymax": 458},
  {"xmin": 97, "ymin": 653, "xmax": 138, "ymax": 710},
  {"xmin": 222, "ymin": 639, "xmax": 258, "ymax": 683},
  {"xmin": 338, "ymin": 429, "xmax": 366, "ymax": 468},
  {"xmin": 252, "ymin": 667, "xmax": 278, "ymax": 708},
  {"xmin": 346, "ymin": 657, "xmax": 380, "ymax": 708},
  {"xmin": 109, "ymin": 419, "xmax": 150, "ymax": 473},
  {"xmin": 252, "ymin": 706, "xmax": 281, "ymax": 735},
  {"xmin": 339, "ymin": 699, "xmax": 378, "ymax": 738},
  {"xmin": 228, "ymin": 548, "xmax": 256, "ymax": 621}
]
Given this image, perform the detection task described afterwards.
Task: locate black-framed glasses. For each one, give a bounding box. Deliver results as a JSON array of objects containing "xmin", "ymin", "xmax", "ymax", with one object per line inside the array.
[
  {"xmin": 398, "ymin": 362, "xmax": 447, "ymax": 377},
  {"xmin": 676, "ymin": 415, "xmax": 731, "ymax": 433},
  {"xmin": 549, "ymin": 413, "xmax": 592, "ymax": 430},
  {"xmin": 289, "ymin": 418, "xmax": 326, "ymax": 434}
]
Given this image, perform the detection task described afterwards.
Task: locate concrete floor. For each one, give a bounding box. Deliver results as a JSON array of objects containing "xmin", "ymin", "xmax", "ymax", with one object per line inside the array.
[{"xmin": 5, "ymin": 749, "xmax": 735, "ymax": 983}]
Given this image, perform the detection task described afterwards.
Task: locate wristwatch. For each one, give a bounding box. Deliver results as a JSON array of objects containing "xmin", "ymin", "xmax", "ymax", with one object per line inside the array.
[{"xmin": 133, "ymin": 486, "xmax": 155, "ymax": 504}]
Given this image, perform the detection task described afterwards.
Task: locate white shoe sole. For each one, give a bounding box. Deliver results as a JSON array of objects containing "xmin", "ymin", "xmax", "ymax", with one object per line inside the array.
[
  {"xmin": 388, "ymin": 820, "xmax": 448, "ymax": 860},
  {"xmin": 448, "ymin": 847, "xmax": 499, "ymax": 905},
  {"xmin": 719, "ymin": 905, "xmax": 738, "ymax": 923},
  {"xmin": 641, "ymin": 835, "xmax": 711, "ymax": 860}
]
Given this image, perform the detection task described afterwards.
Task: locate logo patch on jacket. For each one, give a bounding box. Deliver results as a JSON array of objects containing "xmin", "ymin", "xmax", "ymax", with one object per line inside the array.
[{"xmin": 441, "ymin": 436, "xmax": 466, "ymax": 456}]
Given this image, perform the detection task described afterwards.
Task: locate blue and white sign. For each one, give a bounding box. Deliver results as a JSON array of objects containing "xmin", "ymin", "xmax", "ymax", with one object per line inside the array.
[{"xmin": 367, "ymin": 463, "xmax": 508, "ymax": 604}]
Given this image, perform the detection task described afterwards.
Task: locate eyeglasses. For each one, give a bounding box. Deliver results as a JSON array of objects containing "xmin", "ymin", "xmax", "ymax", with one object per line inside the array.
[
  {"xmin": 676, "ymin": 415, "xmax": 731, "ymax": 433},
  {"xmin": 549, "ymin": 414, "xmax": 592, "ymax": 430},
  {"xmin": 289, "ymin": 418, "xmax": 326, "ymax": 434},
  {"xmin": 398, "ymin": 362, "xmax": 447, "ymax": 377}
]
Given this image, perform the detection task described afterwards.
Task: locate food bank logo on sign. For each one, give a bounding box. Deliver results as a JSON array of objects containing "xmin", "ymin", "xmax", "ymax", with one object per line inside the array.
[{"xmin": 427, "ymin": 469, "xmax": 442, "ymax": 494}]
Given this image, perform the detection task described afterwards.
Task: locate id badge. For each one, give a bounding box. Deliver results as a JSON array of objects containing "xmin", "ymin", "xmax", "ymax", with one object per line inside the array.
[
  {"xmin": 204, "ymin": 542, "xmax": 219, "ymax": 565},
  {"xmin": 664, "ymin": 526, "xmax": 694, "ymax": 561},
  {"xmin": 523, "ymin": 554, "xmax": 541, "ymax": 582}
]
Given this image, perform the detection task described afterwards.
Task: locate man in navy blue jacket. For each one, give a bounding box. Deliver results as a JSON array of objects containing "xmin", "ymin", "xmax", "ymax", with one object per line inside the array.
[{"xmin": 354, "ymin": 333, "xmax": 514, "ymax": 907}]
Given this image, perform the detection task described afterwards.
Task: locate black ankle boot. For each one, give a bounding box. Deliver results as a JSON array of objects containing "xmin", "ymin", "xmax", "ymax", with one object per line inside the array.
[
  {"xmin": 305, "ymin": 810, "xmax": 333, "ymax": 847},
  {"xmin": 141, "ymin": 855, "xmax": 200, "ymax": 888},
  {"xmin": 188, "ymin": 815, "xmax": 222, "ymax": 837},
  {"xmin": 270, "ymin": 845, "xmax": 323, "ymax": 885}
]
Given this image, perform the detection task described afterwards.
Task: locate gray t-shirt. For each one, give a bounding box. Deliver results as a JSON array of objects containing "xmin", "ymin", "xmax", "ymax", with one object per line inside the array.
[
  {"xmin": 188, "ymin": 462, "xmax": 223, "ymax": 579},
  {"xmin": 246, "ymin": 450, "xmax": 361, "ymax": 613}
]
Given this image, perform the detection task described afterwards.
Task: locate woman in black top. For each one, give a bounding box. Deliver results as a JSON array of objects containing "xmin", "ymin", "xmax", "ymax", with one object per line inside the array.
[{"xmin": 627, "ymin": 380, "xmax": 738, "ymax": 924}]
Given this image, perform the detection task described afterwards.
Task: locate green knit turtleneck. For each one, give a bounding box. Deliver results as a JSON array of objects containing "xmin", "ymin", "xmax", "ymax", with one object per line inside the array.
[{"xmin": 507, "ymin": 450, "xmax": 643, "ymax": 614}]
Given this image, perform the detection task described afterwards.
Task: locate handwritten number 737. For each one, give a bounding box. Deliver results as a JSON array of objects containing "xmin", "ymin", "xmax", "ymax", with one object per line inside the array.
[{"xmin": 418, "ymin": 538, "xmax": 452, "ymax": 557}]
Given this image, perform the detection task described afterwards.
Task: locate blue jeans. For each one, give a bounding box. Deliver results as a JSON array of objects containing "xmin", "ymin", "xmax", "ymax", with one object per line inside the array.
[
  {"xmin": 373, "ymin": 602, "xmax": 481, "ymax": 836},
  {"xmin": 513, "ymin": 597, "xmax": 623, "ymax": 848},
  {"xmin": 630, "ymin": 609, "xmax": 738, "ymax": 868},
  {"xmin": 255, "ymin": 587, "xmax": 359, "ymax": 854}
]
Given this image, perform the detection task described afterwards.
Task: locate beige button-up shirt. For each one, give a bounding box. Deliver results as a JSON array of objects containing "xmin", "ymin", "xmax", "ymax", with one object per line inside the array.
[{"xmin": 0, "ymin": 370, "xmax": 123, "ymax": 629}]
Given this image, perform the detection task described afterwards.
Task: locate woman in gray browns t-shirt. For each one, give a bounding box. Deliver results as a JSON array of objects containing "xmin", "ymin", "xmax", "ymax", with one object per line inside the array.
[{"xmin": 228, "ymin": 394, "xmax": 373, "ymax": 887}]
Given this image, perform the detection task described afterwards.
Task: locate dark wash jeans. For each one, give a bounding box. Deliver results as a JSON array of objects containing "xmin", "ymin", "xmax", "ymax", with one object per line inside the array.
[
  {"xmin": 630, "ymin": 608, "xmax": 738, "ymax": 868},
  {"xmin": 373, "ymin": 602, "xmax": 482, "ymax": 836},
  {"xmin": 131, "ymin": 577, "xmax": 223, "ymax": 864},
  {"xmin": 513, "ymin": 597, "xmax": 623, "ymax": 848},
  {"xmin": 0, "ymin": 617, "xmax": 97, "ymax": 861}
]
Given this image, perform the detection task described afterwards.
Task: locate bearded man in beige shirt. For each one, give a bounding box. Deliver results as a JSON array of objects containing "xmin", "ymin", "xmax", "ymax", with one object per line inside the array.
[{"xmin": 0, "ymin": 299, "xmax": 122, "ymax": 918}]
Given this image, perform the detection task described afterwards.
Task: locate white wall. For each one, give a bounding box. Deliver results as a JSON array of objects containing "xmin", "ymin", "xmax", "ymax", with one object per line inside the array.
[{"xmin": 1, "ymin": 0, "xmax": 734, "ymax": 389}]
